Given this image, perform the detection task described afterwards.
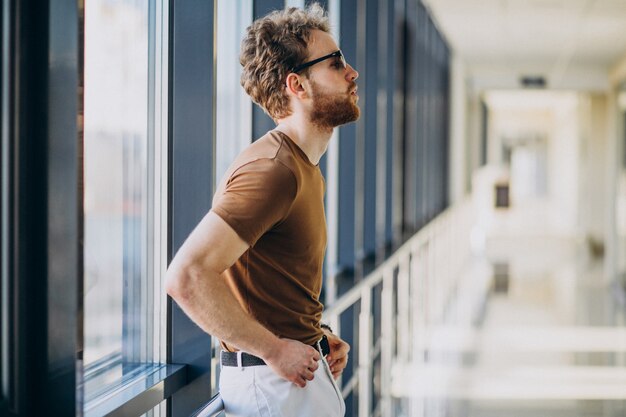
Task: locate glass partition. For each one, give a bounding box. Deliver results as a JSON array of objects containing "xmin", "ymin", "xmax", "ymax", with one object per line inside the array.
[
  {"xmin": 215, "ymin": 0, "xmax": 253, "ymax": 184},
  {"xmin": 83, "ymin": 0, "xmax": 168, "ymax": 405}
]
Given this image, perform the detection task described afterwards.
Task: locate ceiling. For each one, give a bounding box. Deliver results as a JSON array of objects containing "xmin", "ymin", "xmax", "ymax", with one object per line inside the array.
[{"xmin": 422, "ymin": 0, "xmax": 626, "ymax": 89}]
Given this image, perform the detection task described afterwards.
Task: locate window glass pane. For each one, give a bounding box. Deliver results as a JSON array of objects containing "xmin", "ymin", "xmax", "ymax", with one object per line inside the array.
[
  {"xmin": 83, "ymin": 0, "xmax": 167, "ymax": 399},
  {"xmin": 215, "ymin": 0, "xmax": 253, "ymax": 184},
  {"xmin": 285, "ymin": 0, "xmax": 305, "ymax": 8}
]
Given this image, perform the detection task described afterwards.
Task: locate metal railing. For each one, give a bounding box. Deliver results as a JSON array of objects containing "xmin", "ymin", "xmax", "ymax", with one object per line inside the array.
[
  {"xmin": 193, "ymin": 199, "xmax": 475, "ymax": 417},
  {"xmin": 322, "ymin": 199, "xmax": 475, "ymax": 417}
]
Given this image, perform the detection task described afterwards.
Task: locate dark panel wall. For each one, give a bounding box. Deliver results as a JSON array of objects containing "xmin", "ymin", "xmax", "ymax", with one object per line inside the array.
[
  {"xmin": 168, "ymin": 1, "xmax": 215, "ymax": 415},
  {"xmin": 400, "ymin": 0, "xmax": 450, "ymax": 236},
  {"xmin": 337, "ymin": 0, "xmax": 359, "ymax": 275}
]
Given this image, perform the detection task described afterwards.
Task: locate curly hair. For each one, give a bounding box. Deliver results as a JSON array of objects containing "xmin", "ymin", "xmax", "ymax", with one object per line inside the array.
[{"xmin": 240, "ymin": 3, "xmax": 330, "ymax": 121}]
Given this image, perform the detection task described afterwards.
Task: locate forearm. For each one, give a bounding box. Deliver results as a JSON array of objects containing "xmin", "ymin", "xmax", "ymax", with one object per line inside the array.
[{"xmin": 166, "ymin": 264, "xmax": 278, "ymax": 359}]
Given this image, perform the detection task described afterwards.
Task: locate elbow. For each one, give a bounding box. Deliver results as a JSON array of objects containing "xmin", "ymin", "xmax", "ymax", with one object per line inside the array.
[
  {"xmin": 165, "ymin": 259, "xmax": 221, "ymax": 304},
  {"xmin": 165, "ymin": 265, "xmax": 189, "ymax": 302},
  {"xmin": 165, "ymin": 262, "xmax": 211, "ymax": 303}
]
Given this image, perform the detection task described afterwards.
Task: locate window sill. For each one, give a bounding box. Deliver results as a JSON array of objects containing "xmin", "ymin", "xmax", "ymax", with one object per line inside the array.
[
  {"xmin": 189, "ymin": 394, "xmax": 224, "ymax": 417},
  {"xmin": 83, "ymin": 364, "xmax": 186, "ymax": 417}
]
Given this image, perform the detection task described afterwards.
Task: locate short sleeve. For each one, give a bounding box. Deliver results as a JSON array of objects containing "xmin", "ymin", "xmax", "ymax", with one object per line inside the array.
[{"xmin": 211, "ymin": 158, "xmax": 298, "ymax": 246}]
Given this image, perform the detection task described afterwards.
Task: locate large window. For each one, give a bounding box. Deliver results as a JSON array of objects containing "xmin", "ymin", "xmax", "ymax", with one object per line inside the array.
[
  {"xmin": 215, "ymin": 0, "xmax": 253, "ymax": 184},
  {"xmin": 83, "ymin": 0, "xmax": 168, "ymax": 406}
]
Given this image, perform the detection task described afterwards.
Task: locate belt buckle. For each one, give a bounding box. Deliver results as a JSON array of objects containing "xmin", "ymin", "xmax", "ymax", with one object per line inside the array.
[{"xmin": 319, "ymin": 334, "xmax": 330, "ymax": 357}]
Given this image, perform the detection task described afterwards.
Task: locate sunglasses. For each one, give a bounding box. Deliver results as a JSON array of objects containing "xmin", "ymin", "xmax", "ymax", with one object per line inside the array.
[{"xmin": 291, "ymin": 50, "xmax": 347, "ymax": 74}]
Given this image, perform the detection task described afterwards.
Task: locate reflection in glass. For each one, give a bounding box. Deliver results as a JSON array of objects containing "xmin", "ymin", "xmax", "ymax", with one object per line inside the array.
[
  {"xmin": 84, "ymin": 0, "xmax": 149, "ymax": 366},
  {"xmin": 83, "ymin": 0, "xmax": 167, "ymax": 401},
  {"xmin": 215, "ymin": 0, "xmax": 253, "ymax": 184}
]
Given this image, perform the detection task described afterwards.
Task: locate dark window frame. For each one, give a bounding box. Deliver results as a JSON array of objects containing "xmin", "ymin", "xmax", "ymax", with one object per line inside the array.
[
  {"xmin": 167, "ymin": 0, "xmax": 217, "ymax": 416},
  {"xmin": 0, "ymin": 0, "xmax": 80, "ymax": 415}
]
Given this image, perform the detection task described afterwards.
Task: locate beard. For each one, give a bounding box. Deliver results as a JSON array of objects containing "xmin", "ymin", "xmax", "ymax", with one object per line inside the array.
[{"xmin": 309, "ymin": 80, "xmax": 360, "ymax": 131}]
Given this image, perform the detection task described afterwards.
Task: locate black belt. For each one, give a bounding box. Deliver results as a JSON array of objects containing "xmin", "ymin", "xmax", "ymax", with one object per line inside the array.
[{"xmin": 221, "ymin": 335, "xmax": 330, "ymax": 367}]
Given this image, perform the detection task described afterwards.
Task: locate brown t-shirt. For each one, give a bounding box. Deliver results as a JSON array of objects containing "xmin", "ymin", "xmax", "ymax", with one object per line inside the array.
[{"xmin": 212, "ymin": 130, "xmax": 327, "ymax": 350}]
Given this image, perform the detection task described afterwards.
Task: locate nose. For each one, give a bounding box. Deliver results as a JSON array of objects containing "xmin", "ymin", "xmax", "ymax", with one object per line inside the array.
[{"xmin": 346, "ymin": 64, "xmax": 358, "ymax": 81}]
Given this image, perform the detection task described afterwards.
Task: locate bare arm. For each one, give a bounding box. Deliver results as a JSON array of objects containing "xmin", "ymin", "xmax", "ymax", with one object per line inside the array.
[{"xmin": 165, "ymin": 211, "xmax": 319, "ymax": 387}]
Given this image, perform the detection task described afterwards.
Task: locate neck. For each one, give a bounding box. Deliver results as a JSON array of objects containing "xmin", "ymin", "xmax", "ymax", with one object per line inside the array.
[{"xmin": 274, "ymin": 117, "xmax": 333, "ymax": 166}]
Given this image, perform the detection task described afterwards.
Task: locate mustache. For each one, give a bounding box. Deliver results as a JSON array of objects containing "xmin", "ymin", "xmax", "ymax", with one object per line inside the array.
[{"xmin": 348, "ymin": 82, "xmax": 357, "ymax": 93}]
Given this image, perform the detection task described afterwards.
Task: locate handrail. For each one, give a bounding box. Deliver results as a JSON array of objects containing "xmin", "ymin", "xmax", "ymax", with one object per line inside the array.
[
  {"xmin": 196, "ymin": 198, "xmax": 475, "ymax": 417},
  {"xmin": 322, "ymin": 198, "xmax": 475, "ymax": 417}
]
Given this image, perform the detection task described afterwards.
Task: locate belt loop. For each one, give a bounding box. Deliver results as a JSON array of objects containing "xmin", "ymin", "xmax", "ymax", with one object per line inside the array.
[{"xmin": 236, "ymin": 351, "xmax": 243, "ymax": 368}]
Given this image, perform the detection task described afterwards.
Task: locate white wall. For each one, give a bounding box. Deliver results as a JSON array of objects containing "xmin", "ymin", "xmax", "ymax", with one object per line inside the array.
[
  {"xmin": 547, "ymin": 94, "xmax": 581, "ymax": 236},
  {"xmin": 477, "ymin": 91, "xmax": 586, "ymax": 238}
]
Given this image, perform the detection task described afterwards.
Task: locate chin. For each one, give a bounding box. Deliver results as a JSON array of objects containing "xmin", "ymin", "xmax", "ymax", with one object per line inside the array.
[
  {"xmin": 311, "ymin": 97, "xmax": 361, "ymax": 129},
  {"xmin": 346, "ymin": 106, "xmax": 361, "ymax": 123}
]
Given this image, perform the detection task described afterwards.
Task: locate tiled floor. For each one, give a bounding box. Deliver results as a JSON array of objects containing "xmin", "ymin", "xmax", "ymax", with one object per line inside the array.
[
  {"xmin": 457, "ymin": 236, "xmax": 626, "ymax": 417},
  {"xmin": 394, "ymin": 235, "xmax": 626, "ymax": 417}
]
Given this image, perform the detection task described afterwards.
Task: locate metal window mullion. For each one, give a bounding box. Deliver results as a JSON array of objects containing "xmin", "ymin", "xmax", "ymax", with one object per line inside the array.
[
  {"xmin": 362, "ymin": 0, "xmax": 378, "ymax": 260},
  {"xmin": 323, "ymin": 0, "xmax": 340, "ymax": 305},
  {"xmin": 140, "ymin": 0, "xmax": 158, "ymax": 365},
  {"xmin": 154, "ymin": 0, "xmax": 170, "ymax": 365},
  {"xmin": 403, "ymin": 0, "xmax": 417, "ymax": 233},
  {"xmin": 325, "ymin": 129, "xmax": 340, "ymax": 305},
  {"xmin": 337, "ymin": 0, "xmax": 357, "ymax": 275},
  {"xmin": 353, "ymin": 0, "xmax": 366, "ymax": 277},
  {"xmin": 375, "ymin": 0, "xmax": 388, "ymax": 265},
  {"xmin": 0, "ymin": 0, "xmax": 13, "ymax": 405},
  {"xmin": 144, "ymin": 0, "xmax": 170, "ymax": 366},
  {"xmin": 391, "ymin": 0, "xmax": 405, "ymax": 247},
  {"xmin": 123, "ymin": 138, "xmax": 137, "ymax": 363}
]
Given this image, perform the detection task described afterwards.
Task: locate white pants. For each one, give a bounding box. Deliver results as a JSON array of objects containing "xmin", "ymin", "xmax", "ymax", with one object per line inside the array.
[{"xmin": 220, "ymin": 353, "xmax": 345, "ymax": 417}]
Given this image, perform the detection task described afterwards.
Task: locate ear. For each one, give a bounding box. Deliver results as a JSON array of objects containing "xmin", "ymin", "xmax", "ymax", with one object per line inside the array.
[{"xmin": 285, "ymin": 73, "xmax": 310, "ymax": 99}]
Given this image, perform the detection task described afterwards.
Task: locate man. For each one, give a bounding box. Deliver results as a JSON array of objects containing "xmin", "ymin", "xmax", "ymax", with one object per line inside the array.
[{"xmin": 165, "ymin": 4, "xmax": 359, "ymax": 416}]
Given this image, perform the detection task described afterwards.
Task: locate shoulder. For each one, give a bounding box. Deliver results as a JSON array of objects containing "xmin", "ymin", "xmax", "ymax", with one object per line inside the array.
[
  {"xmin": 229, "ymin": 157, "xmax": 297, "ymax": 195},
  {"xmin": 226, "ymin": 132, "xmax": 299, "ymax": 189},
  {"xmin": 234, "ymin": 131, "xmax": 287, "ymax": 162}
]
